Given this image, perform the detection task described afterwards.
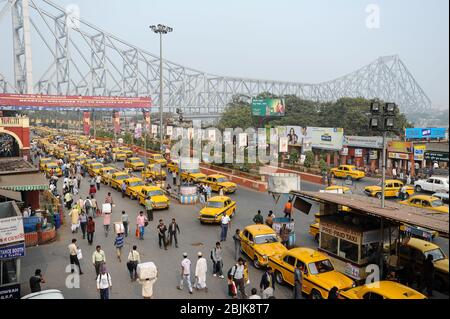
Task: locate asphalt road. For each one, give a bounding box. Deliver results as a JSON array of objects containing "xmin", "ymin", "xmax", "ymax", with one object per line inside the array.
[{"xmin": 20, "ymin": 155, "xmax": 448, "ymax": 299}]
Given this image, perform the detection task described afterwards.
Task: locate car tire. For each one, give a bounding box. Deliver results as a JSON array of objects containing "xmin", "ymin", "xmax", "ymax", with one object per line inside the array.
[
  {"xmin": 253, "ymin": 257, "xmax": 261, "ymax": 269},
  {"xmin": 415, "ymin": 185, "xmax": 423, "ymax": 192},
  {"xmin": 311, "ymin": 290, "xmax": 323, "ymax": 300},
  {"xmin": 275, "ymin": 271, "xmax": 284, "ymax": 285},
  {"xmin": 376, "ymin": 192, "xmax": 382, "ymax": 200}
]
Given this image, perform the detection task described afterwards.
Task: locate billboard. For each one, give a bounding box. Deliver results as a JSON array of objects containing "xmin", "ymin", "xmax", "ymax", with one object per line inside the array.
[
  {"xmin": 306, "ymin": 127, "xmax": 344, "ymax": 151},
  {"xmin": 413, "ymin": 145, "xmax": 426, "ymax": 161},
  {"xmin": 387, "ymin": 141, "xmax": 413, "ymax": 153},
  {"xmin": 405, "ymin": 128, "xmax": 447, "ymax": 139},
  {"xmin": 343, "ymin": 136, "xmax": 384, "ymax": 149},
  {"xmin": 0, "ymin": 216, "xmax": 24, "ymax": 245},
  {"xmin": 251, "ymin": 98, "xmax": 286, "ymax": 117},
  {"xmin": 0, "ymin": 93, "xmax": 151, "ymax": 110}
]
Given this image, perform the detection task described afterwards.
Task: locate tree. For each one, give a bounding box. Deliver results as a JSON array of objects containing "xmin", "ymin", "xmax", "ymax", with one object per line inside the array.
[
  {"xmin": 218, "ymin": 95, "xmax": 257, "ymax": 130},
  {"xmin": 303, "ymin": 151, "xmax": 315, "ymax": 168}
]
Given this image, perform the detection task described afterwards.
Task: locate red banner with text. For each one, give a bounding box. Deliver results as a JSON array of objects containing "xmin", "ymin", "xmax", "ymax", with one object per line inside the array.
[
  {"xmin": 83, "ymin": 112, "xmax": 91, "ymax": 135},
  {"xmin": 113, "ymin": 111, "xmax": 121, "ymax": 134}
]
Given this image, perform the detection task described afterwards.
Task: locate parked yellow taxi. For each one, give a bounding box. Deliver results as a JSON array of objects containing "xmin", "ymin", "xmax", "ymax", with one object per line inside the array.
[
  {"xmin": 75, "ymin": 154, "xmax": 87, "ymax": 163},
  {"xmin": 119, "ymin": 147, "xmax": 134, "ymax": 158},
  {"xmin": 43, "ymin": 162, "xmax": 63, "ymax": 177},
  {"xmin": 138, "ymin": 186, "xmax": 170, "ymax": 209},
  {"xmin": 142, "ymin": 164, "xmax": 167, "ymax": 180},
  {"xmin": 181, "ymin": 169, "xmax": 207, "ymax": 183},
  {"xmin": 112, "ymin": 148, "xmax": 127, "ymax": 161},
  {"xmin": 39, "ymin": 158, "xmax": 53, "ymax": 171},
  {"xmin": 99, "ymin": 166, "xmax": 117, "ymax": 184},
  {"xmin": 240, "ymin": 225, "xmax": 287, "ymax": 269},
  {"xmin": 110, "ymin": 171, "xmax": 131, "ymax": 190},
  {"xmin": 124, "ymin": 177, "xmax": 146, "ymax": 199},
  {"xmin": 269, "ymin": 247, "xmax": 354, "ymax": 299},
  {"xmin": 398, "ymin": 238, "xmax": 449, "ymax": 292},
  {"xmin": 124, "ymin": 157, "xmax": 145, "ymax": 171},
  {"xmin": 364, "ymin": 179, "xmax": 414, "ymax": 199},
  {"xmin": 399, "ymin": 195, "xmax": 449, "ymax": 214},
  {"xmin": 167, "ymin": 161, "xmax": 179, "ymax": 174},
  {"xmin": 87, "ymin": 162, "xmax": 104, "ymax": 177},
  {"xmin": 330, "ymin": 165, "xmax": 365, "ymax": 180},
  {"xmin": 198, "ymin": 196, "xmax": 236, "ymax": 224},
  {"xmin": 148, "ymin": 153, "xmax": 167, "ymax": 167},
  {"xmin": 338, "ymin": 281, "xmax": 426, "ymax": 299},
  {"xmin": 82, "ymin": 158, "xmax": 96, "ymax": 167},
  {"xmin": 202, "ymin": 174, "xmax": 236, "ymax": 193}
]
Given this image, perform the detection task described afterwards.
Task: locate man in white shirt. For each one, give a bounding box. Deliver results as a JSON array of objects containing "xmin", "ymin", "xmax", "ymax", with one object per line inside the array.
[
  {"xmin": 249, "ymin": 288, "xmax": 262, "ymax": 299},
  {"xmin": 220, "ymin": 214, "xmax": 231, "ymax": 242},
  {"xmin": 68, "ymin": 238, "xmax": 83, "ymax": 275},
  {"xmin": 195, "ymin": 252, "xmax": 208, "ymax": 292},
  {"xmin": 96, "ymin": 264, "xmax": 112, "ymax": 300},
  {"xmin": 177, "ymin": 253, "xmax": 193, "ymax": 294},
  {"xmin": 231, "ymin": 258, "xmax": 247, "ymax": 299}
]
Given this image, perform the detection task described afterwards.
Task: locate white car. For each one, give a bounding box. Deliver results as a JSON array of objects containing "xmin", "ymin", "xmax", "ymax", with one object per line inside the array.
[
  {"xmin": 414, "ymin": 176, "xmax": 449, "ymax": 193},
  {"xmin": 21, "ymin": 289, "xmax": 64, "ymax": 299}
]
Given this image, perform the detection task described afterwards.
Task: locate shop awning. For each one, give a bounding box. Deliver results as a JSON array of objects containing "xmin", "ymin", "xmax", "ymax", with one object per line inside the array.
[
  {"xmin": 291, "ymin": 190, "xmax": 449, "ymax": 236},
  {"xmin": 0, "ymin": 189, "xmax": 22, "ymax": 201},
  {"xmin": 0, "ymin": 172, "xmax": 49, "ymax": 192}
]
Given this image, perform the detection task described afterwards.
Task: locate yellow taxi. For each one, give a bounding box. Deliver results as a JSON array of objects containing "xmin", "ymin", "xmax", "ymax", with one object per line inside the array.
[
  {"xmin": 110, "ymin": 171, "xmax": 131, "ymax": 190},
  {"xmin": 124, "ymin": 177, "xmax": 146, "ymax": 199},
  {"xmin": 240, "ymin": 225, "xmax": 288, "ymax": 269},
  {"xmin": 99, "ymin": 166, "xmax": 118, "ymax": 184},
  {"xmin": 67, "ymin": 152, "xmax": 78, "ymax": 163},
  {"xmin": 399, "ymin": 195, "xmax": 449, "ymax": 214},
  {"xmin": 269, "ymin": 247, "xmax": 355, "ymax": 299},
  {"xmin": 75, "ymin": 154, "xmax": 87, "ymax": 163},
  {"xmin": 142, "ymin": 164, "xmax": 167, "ymax": 180},
  {"xmin": 119, "ymin": 147, "xmax": 134, "ymax": 158},
  {"xmin": 124, "ymin": 157, "xmax": 145, "ymax": 171},
  {"xmin": 87, "ymin": 162, "xmax": 104, "ymax": 177},
  {"xmin": 202, "ymin": 174, "xmax": 236, "ymax": 193},
  {"xmin": 198, "ymin": 196, "xmax": 236, "ymax": 224},
  {"xmin": 39, "ymin": 158, "xmax": 53, "ymax": 171},
  {"xmin": 82, "ymin": 158, "xmax": 96, "ymax": 167},
  {"xmin": 364, "ymin": 179, "xmax": 414, "ymax": 199},
  {"xmin": 181, "ymin": 169, "xmax": 207, "ymax": 183},
  {"xmin": 148, "ymin": 153, "xmax": 167, "ymax": 167},
  {"xmin": 330, "ymin": 165, "xmax": 365, "ymax": 180},
  {"xmin": 95, "ymin": 147, "xmax": 107, "ymax": 157},
  {"xmin": 138, "ymin": 186, "xmax": 170, "ymax": 209},
  {"xmin": 398, "ymin": 238, "xmax": 449, "ymax": 292},
  {"xmin": 43, "ymin": 162, "xmax": 63, "ymax": 177},
  {"xmin": 54, "ymin": 148, "xmax": 66, "ymax": 159},
  {"xmin": 112, "ymin": 148, "xmax": 127, "ymax": 161},
  {"xmin": 167, "ymin": 161, "xmax": 179, "ymax": 174},
  {"xmin": 324, "ymin": 185, "xmax": 352, "ymax": 194},
  {"xmin": 338, "ymin": 281, "xmax": 426, "ymax": 299}
]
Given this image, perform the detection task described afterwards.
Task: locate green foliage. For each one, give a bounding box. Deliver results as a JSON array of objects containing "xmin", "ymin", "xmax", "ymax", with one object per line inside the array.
[
  {"xmin": 288, "ymin": 149, "xmax": 299, "ymax": 165},
  {"xmin": 319, "ymin": 159, "xmax": 328, "ymax": 173},
  {"xmin": 303, "ymin": 151, "xmax": 314, "ymax": 168}
]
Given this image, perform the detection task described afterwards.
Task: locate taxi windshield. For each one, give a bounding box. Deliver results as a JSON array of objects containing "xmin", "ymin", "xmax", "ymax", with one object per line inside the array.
[
  {"xmin": 130, "ymin": 158, "xmax": 142, "ymax": 163},
  {"xmin": 430, "ymin": 200, "xmax": 444, "ymax": 207},
  {"xmin": 148, "ymin": 190, "xmax": 163, "ymax": 197},
  {"xmin": 216, "ymin": 177, "xmax": 228, "ymax": 183},
  {"xmin": 254, "ymin": 234, "xmax": 278, "ymax": 244},
  {"xmin": 47, "ymin": 164, "xmax": 58, "ymax": 169},
  {"xmin": 308, "ymin": 259, "xmax": 335, "ymax": 275},
  {"xmin": 92, "ymin": 164, "xmax": 103, "ymax": 168},
  {"xmin": 206, "ymin": 201, "xmax": 224, "ymax": 208},
  {"xmin": 115, "ymin": 175, "xmax": 129, "ymax": 180},
  {"xmin": 424, "ymin": 248, "xmax": 445, "ymax": 262},
  {"xmin": 129, "ymin": 181, "xmax": 144, "ymax": 187}
]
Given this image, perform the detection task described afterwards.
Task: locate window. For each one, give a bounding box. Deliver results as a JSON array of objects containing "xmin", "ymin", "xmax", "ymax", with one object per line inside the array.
[
  {"xmin": 254, "ymin": 234, "xmax": 278, "ymax": 244},
  {"xmin": 411, "ymin": 199, "xmax": 421, "ymax": 205},
  {"xmin": 393, "ymin": 183, "xmax": 401, "ymax": 188},
  {"xmin": 1, "ymin": 260, "xmax": 18, "ymax": 285},
  {"xmin": 424, "ymin": 248, "xmax": 446, "ymax": 262},
  {"xmin": 283, "ymin": 255, "xmax": 296, "ymax": 266},
  {"xmin": 363, "ymin": 292, "xmax": 384, "ymax": 300},
  {"xmin": 339, "ymin": 239, "xmax": 359, "ymax": 263},
  {"xmin": 422, "ymin": 201, "xmax": 431, "ymax": 207},
  {"xmin": 386, "ymin": 183, "xmax": 393, "ymax": 188},
  {"xmin": 308, "ymin": 259, "xmax": 334, "ymax": 275},
  {"xmin": 426, "ymin": 179, "xmax": 434, "ymax": 184},
  {"xmin": 248, "ymin": 233, "xmax": 254, "ymax": 242},
  {"xmin": 320, "ymin": 233, "xmax": 338, "ymax": 255},
  {"xmin": 243, "ymin": 231, "xmax": 249, "ymax": 239},
  {"xmin": 435, "ymin": 180, "xmax": 443, "ymax": 185},
  {"xmin": 430, "ymin": 200, "xmax": 443, "ymax": 207}
]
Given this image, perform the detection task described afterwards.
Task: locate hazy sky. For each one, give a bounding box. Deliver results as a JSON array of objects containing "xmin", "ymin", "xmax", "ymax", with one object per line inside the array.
[{"xmin": 1, "ymin": 0, "xmax": 448, "ymax": 108}]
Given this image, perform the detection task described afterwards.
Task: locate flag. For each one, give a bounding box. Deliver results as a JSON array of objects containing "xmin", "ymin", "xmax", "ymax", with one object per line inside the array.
[
  {"xmin": 144, "ymin": 111, "xmax": 151, "ymax": 131},
  {"xmin": 113, "ymin": 111, "xmax": 121, "ymax": 134},
  {"xmin": 83, "ymin": 112, "xmax": 91, "ymax": 135}
]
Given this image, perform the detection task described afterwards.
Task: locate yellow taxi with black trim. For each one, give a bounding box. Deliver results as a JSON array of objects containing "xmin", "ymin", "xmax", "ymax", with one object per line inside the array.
[
  {"xmin": 39, "ymin": 158, "xmax": 53, "ymax": 171},
  {"xmin": 124, "ymin": 157, "xmax": 145, "ymax": 171},
  {"xmin": 43, "ymin": 162, "xmax": 63, "ymax": 177},
  {"xmin": 119, "ymin": 147, "xmax": 134, "ymax": 158},
  {"xmin": 124, "ymin": 177, "xmax": 146, "ymax": 199},
  {"xmin": 240, "ymin": 225, "xmax": 287, "ymax": 269},
  {"xmin": 82, "ymin": 158, "xmax": 96, "ymax": 168},
  {"xmin": 338, "ymin": 281, "xmax": 426, "ymax": 299},
  {"xmin": 112, "ymin": 148, "xmax": 127, "ymax": 161},
  {"xmin": 364, "ymin": 179, "xmax": 414, "ymax": 199},
  {"xmin": 142, "ymin": 164, "xmax": 167, "ymax": 180},
  {"xmin": 181, "ymin": 169, "xmax": 207, "ymax": 183},
  {"xmin": 148, "ymin": 153, "xmax": 167, "ymax": 167},
  {"xmin": 110, "ymin": 171, "xmax": 131, "ymax": 190},
  {"xmin": 167, "ymin": 161, "xmax": 179, "ymax": 174},
  {"xmin": 138, "ymin": 186, "xmax": 170, "ymax": 209},
  {"xmin": 202, "ymin": 174, "xmax": 236, "ymax": 193},
  {"xmin": 87, "ymin": 162, "xmax": 104, "ymax": 177},
  {"xmin": 399, "ymin": 195, "xmax": 449, "ymax": 214},
  {"xmin": 75, "ymin": 154, "xmax": 87, "ymax": 164},
  {"xmin": 99, "ymin": 166, "xmax": 118, "ymax": 184},
  {"xmin": 330, "ymin": 165, "xmax": 365, "ymax": 180},
  {"xmin": 269, "ymin": 247, "xmax": 355, "ymax": 299},
  {"xmin": 198, "ymin": 196, "xmax": 236, "ymax": 224}
]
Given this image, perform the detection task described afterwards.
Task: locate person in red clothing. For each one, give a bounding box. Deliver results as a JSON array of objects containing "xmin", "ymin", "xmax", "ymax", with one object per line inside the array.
[
  {"xmin": 284, "ymin": 199, "xmax": 293, "ymax": 220},
  {"xmin": 87, "ymin": 216, "xmax": 95, "ymax": 245}
]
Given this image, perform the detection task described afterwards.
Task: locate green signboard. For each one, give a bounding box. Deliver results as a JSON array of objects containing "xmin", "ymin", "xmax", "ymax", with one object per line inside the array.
[{"xmin": 252, "ymin": 98, "xmax": 286, "ymax": 117}]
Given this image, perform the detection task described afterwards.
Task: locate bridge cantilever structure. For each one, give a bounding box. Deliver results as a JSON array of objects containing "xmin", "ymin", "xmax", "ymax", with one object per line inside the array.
[{"xmin": 0, "ymin": 0, "xmax": 432, "ymax": 116}]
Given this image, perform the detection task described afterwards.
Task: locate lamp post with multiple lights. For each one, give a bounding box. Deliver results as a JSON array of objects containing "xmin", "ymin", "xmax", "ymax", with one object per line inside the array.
[{"xmin": 150, "ymin": 24, "xmax": 173, "ymax": 153}]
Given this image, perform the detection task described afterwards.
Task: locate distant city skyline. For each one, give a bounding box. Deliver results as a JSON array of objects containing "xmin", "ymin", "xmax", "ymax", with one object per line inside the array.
[{"xmin": 0, "ymin": 0, "xmax": 448, "ymax": 109}]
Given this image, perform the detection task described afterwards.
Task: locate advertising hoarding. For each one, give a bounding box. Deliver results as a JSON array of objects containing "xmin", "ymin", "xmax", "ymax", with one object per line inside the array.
[
  {"xmin": 387, "ymin": 141, "xmax": 413, "ymax": 153},
  {"xmin": 405, "ymin": 128, "xmax": 447, "ymax": 139},
  {"xmin": 413, "ymin": 145, "xmax": 426, "ymax": 161},
  {"xmin": 251, "ymin": 98, "xmax": 286, "ymax": 117},
  {"xmin": 0, "ymin": 216, "xmax": 24, "ymax": 245},
  {"xmin": 343, "ymin": 136, "xmax": 384, "ymax": 149},
  {"xmin": 306, "ymin": 127, "xmax": 344, "ymax": 151}
]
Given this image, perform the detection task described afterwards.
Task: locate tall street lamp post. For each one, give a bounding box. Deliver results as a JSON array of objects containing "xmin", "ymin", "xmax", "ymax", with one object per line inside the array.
[{"xmin": 150, "ymin": 24, "xmax": 173, "ymax": 153}]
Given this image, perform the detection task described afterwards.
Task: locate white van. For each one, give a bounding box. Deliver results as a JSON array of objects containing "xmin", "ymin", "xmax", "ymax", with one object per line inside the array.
[{"xmin": 21, "ymin": 289, "xmax": 64, "ymax": 299}]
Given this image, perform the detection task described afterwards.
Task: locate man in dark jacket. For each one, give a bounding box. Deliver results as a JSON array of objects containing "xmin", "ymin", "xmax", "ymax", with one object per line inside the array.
[
  {"xmin": 253, "ymin": 210, "xmax": 264, "ymax": 224},
  {"xmin": 168, "ymin": 218, "xmax": 181, "ymax": 248},
  {"xmin": 423, "ymin": 254, "xmax": 435, "ymax": 297},
  {"xmin": 260, "ymin": 267, "xmax": 275, "ymax": 292}
]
